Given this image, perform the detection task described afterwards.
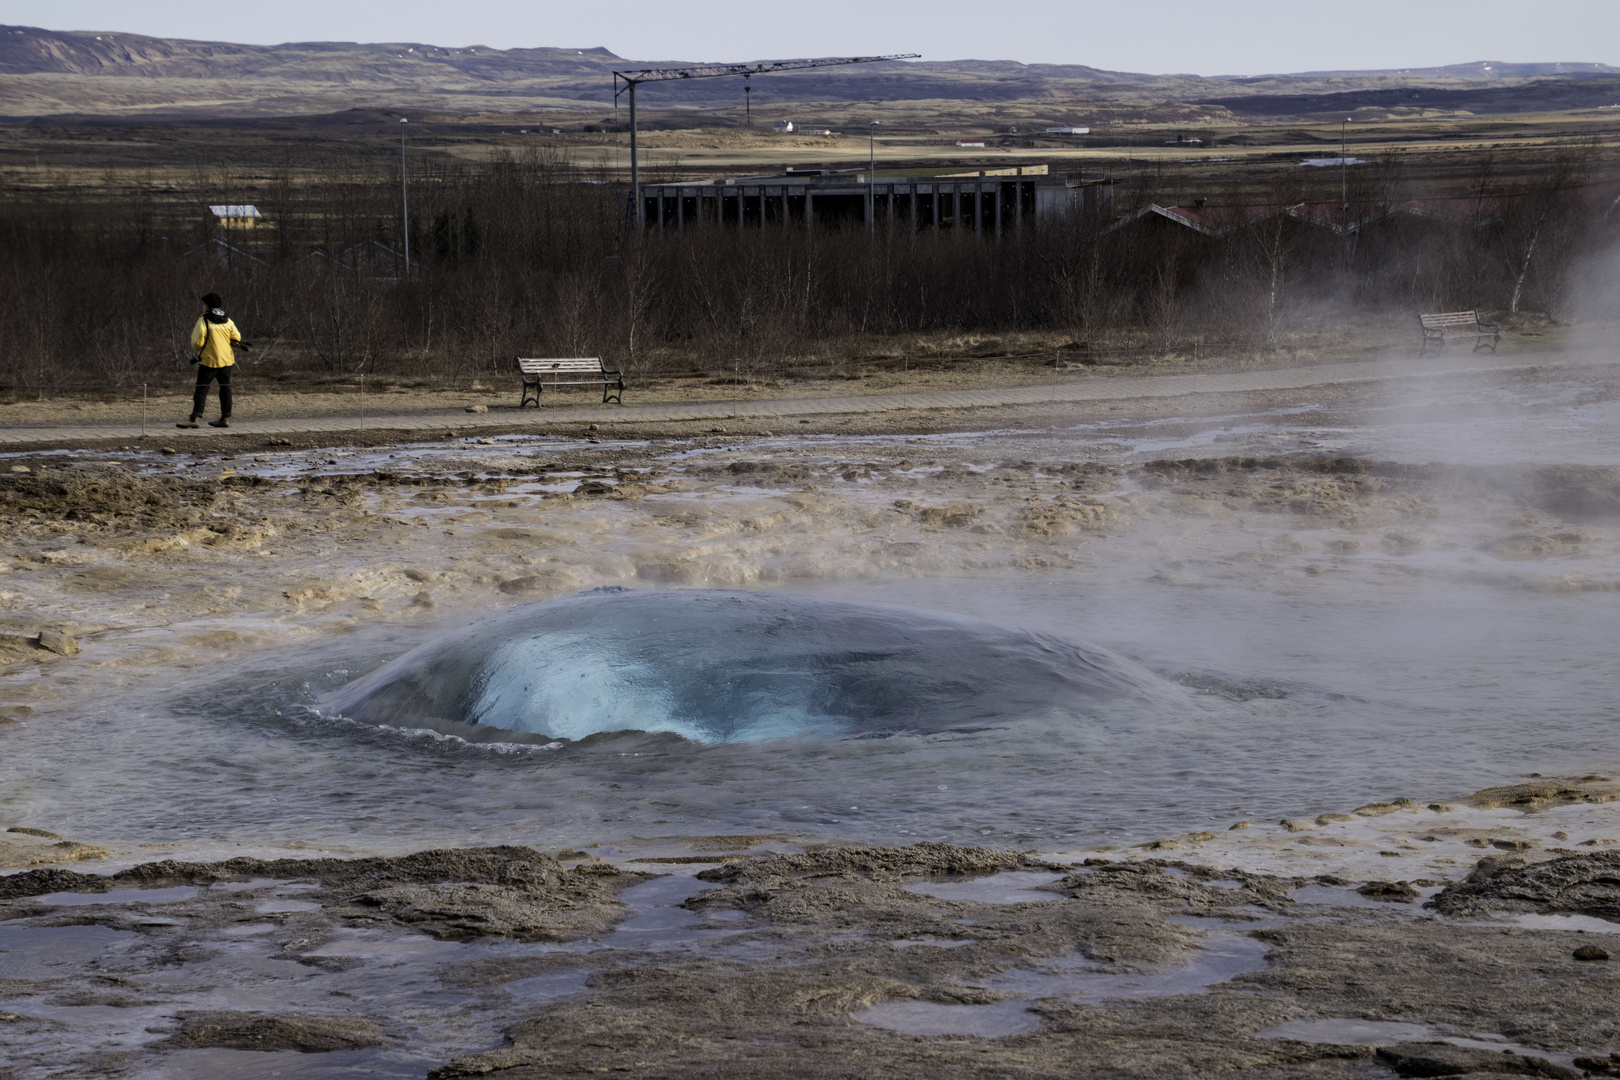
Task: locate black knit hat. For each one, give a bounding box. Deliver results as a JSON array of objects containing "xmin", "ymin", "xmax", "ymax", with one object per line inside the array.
[{"xmin": 201, "ymin": 292, "xmax": 223, "ymax": 308}]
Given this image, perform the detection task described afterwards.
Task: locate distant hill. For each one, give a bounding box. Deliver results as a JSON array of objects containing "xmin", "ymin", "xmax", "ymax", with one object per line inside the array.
[{"xmin": 2, "ymin": 24, "xmax": 1616, "ymax": 120}]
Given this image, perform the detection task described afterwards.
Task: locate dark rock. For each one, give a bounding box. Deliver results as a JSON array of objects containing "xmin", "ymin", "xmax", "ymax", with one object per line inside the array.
[
  {"xmin": 162, "ymin": 1011, "xmax": 383, "ymax": 1052},
  {"xmin": 0, "ymin": 867, "xmax": 105, "ymax": 900},
  {"xmin": 1358, "ymin": 881, "xmax": 1420, "ymax": 902},
  {"xmin": 1428, "ymin": 851, "xmax": 1620, "ymax": 920},
  {"xmin": 1375, "ymin": 1040, "xmax": 1578, "ymax": 1078},
  {"xmin": 1465, "ymin": 780, "xmax": 1620, "ymax": 810},
  {"xmin": 35, "ymin": 630, "xmax": 79, "ymax": 657},
  {"xmin": 695, "ymin": 841, "xmax": 1033, "ymax": 887},
  {"xmin": 1572, "ymin": 944, "xmax": 1610, "ymax": 961},
  {"xmin": 1572, "ymin": 1054, "xmax": 1620, "ymax": 1076}
]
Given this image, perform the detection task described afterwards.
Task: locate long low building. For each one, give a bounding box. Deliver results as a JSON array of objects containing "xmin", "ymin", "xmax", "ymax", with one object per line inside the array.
[{"xmin": 638, "ymin": 167, "xmax": 1110, "ymax": 233}]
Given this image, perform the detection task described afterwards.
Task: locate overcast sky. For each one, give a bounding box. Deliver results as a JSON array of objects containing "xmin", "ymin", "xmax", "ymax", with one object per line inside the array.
[{"xmin": 9, "ymin": 0, "xmax": 1617, "ymax": 74}]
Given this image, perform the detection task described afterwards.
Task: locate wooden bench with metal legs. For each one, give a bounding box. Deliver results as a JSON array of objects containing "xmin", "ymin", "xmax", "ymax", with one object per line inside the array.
[
  {"xmin": 516, "ymin": 357, "xmax": 626, "ymax": 407},
  {"xmin": 1419, "ymin": 311, "xmax": 1500, "ymax": 357}
]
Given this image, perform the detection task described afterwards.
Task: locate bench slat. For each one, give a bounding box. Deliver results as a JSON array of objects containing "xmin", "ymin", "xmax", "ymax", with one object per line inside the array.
[
  {"xmin": 518, "ymin": 358, "xmax": 607, "ymax": 374},
  {"xmin": 1421, "ymin": 312, "xmax": 1486, "ymax": 329}
]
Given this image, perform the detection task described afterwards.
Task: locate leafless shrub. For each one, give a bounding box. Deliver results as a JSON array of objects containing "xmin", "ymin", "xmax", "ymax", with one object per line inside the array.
[{"xmin": 0, "ymin": 146, "xmax": 1615, "ymax": 393}]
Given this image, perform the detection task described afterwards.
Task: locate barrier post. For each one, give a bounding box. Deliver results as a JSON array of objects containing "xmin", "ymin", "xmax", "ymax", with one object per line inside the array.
[{"xmin": 141, "ymin": 383, "xmax": 147, "ymax": 436}]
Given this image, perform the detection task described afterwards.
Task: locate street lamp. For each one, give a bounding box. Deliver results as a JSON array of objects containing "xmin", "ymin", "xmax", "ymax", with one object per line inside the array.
[
  {"xmin": 869, "ymin": 120, "xmax": 880, "ymax": 230},
  {"xmin": 399, "ymin": 118, "xmax": 411, "ymax": 275}
]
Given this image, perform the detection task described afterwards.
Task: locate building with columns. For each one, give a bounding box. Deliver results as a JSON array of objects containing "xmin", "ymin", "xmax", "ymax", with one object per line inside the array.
[{"xmin": 636, "ymin": 166, "xmax": 1110, "ymax": 233}]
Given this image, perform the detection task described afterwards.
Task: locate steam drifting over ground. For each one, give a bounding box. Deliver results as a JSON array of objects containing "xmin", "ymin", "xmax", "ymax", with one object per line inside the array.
[{"xmin": 3, "ymin": 354, "xmax": 1620, "ymax": 1076}]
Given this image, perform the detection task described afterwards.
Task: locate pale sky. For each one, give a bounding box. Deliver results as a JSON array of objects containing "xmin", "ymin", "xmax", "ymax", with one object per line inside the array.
[{"xmin": 7, "ymin": 0, "xmax": 1617, "ymax": 74}]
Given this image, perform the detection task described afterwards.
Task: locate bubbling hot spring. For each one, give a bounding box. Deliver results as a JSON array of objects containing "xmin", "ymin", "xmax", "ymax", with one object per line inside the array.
[{"xmin": 323, "ymin": 587, "xmax": 1181, "ymax": 744}]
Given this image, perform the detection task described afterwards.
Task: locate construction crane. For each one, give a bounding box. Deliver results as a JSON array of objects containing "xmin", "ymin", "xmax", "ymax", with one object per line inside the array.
[{"xmin": 612, "ymin": 54, "xmax": 920, "ymax": 225}]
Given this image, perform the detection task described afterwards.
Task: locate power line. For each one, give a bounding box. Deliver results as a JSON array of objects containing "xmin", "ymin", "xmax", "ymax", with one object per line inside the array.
[{"xmin": 612, "ymin": 54, "xmax": 920, "ymax": 225}]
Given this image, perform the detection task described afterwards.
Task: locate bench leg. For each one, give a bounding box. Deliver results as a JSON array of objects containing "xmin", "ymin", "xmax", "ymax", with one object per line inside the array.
[{"xmin": 519, "ymin": 376, "xmax": 541, "ymax": 408}]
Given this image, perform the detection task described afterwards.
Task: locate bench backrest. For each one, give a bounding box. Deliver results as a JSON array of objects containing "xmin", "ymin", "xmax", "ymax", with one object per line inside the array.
[
  {"xmin": 517, "ymin": 356, "xmax": 604, "ymax": 375},
  {"xmin": 1420, "ymin": 311, "xmax": 1482, "ymax": 329}
]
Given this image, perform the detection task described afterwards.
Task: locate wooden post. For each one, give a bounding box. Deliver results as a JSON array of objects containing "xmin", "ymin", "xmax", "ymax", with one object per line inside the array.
[
  {"xmin": 141, "ymin": 383, "xmax": 146, "ymax": 436},
  {"xmin": 806, "ymin": 191, "xmax": 814, "ymax": 227}
]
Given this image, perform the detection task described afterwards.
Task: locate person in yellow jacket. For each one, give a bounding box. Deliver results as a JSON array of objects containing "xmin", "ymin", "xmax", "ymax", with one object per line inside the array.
[{"xmin": 179, "ymin": 292, "xmax": 249, "ymax": 428}]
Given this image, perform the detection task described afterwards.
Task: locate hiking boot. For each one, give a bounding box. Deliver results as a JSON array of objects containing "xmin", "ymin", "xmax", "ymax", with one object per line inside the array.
[
  {"xmin": 208, "ymin": 418, "xmax": 230, "ymax": 428},
  {"xmin": 176, "ymin": 418, "xmax": 200, "ymax": 428}
]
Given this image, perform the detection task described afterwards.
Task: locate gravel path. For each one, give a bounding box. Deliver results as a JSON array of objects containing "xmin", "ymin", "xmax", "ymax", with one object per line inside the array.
[{"xmin": 0, "ymin": 350, "xmax": 1593, "ymax": 447}]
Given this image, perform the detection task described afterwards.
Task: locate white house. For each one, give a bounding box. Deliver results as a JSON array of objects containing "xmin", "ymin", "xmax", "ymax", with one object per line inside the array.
[
  {"xmin": 772, "ymin": 120, "xmax": 794, "ymax": 134},
  {"xmin": 209, "ymin": 204, "xmax": 262, "ymax": 228}
]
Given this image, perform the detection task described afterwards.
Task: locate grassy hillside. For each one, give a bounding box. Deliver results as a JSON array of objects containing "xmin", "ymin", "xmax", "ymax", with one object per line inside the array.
[{"xmin": 4, "ymin": 24, "xmax": 1619, "ymax": 120}]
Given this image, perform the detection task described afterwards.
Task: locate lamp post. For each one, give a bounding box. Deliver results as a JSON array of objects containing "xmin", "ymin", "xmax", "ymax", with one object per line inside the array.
[
  {"xmin": 868, "ymin": 120, "xmax": 879, "ymax": 230},
  {"xmin": 399, "ymin": 118, "xmax": 411, "ymax": 275}
]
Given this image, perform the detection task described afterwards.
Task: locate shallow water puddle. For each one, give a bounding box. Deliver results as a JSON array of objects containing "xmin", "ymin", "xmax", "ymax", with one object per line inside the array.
[
  {"xmin": 1257, "ymin": 1017, "xmax": 1437, "ymax": 1045},
  {"xmin": 505, "ymin": 968, "xmax": 593, "ymax": 1002},
  {"xmin": 1256, "ymin": 1017, "xmax": 1587, "ymax": 1069},
  {"xmin": 977, "ymin": 919, "xmax": 1269, "ymax": 1002},
  {"xmin": 902, "ymin": 872, "xmax": 1066, "ymax": 905},
  {"xmin": 0, "ymin": 922, "xmax": 136, "ymax": 978},
  {"xmin": 579, "ymin": 875, "xmax": 743, "ymax": 952},
  {"xmin": 889, "ymin": 936, "xmax": 976, "ymax": 949},
  {"xmin": 1509, "ymin": 913, "xmax": 1620, "ymax": 934},
  {"xmin": 137, "ymin": 1047, "xmax": 433, "ymax": 1080},
  {"xmin": 856, "ymin": 999, "xmax": 1040, "ymax": 1038},
  {"xmin": 304, "ymin": 933, "xmax": 464, "ymax": 959},
  {"xmin": 36, "ymin": 885, "xmax": 198, "ymax": 907},
  {"xmin": 254, "ymin": 898, "xmax": 322, "ymax": 913},
  {"xmin": 1291, "ymin": 883, "xmax": 1438, "ymax": 911},
  {"xmin": 857, "ymin": 918, "xmax": 1271, "ymax": 1039}
]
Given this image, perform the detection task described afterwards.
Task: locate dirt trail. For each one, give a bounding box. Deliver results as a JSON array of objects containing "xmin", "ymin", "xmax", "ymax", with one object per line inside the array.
[{"xmin": 0, "ymin": 349, "xmax": 1592, "ymax": 451}]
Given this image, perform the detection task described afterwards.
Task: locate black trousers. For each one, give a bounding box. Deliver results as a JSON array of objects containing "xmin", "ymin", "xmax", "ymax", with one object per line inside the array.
[{"xmin": 192, "ymin": 364, "xmax": 232, "ymax": 419}]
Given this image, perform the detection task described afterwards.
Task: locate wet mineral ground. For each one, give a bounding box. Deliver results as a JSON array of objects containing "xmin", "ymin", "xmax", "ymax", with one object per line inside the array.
[{"xmin": 3, "ymin": 358, "xmax": 1620, "ymax": 1077}]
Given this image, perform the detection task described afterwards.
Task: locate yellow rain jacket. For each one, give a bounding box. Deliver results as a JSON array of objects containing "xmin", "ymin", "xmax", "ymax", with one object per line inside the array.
[{"xmin": 191, "ymin": 315, "xmax": 241, "ymax": 368}]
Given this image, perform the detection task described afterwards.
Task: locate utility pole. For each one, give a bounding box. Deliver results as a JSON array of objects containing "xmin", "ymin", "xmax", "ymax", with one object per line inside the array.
[
  {"xmin": 626, "ymin": 82, "xmax": 638, "ymax": 231},
  {"xmin": 400, "ymin": 118, "xmax": 411, "ymax": 275},
  {"xmin": 613, "ymin": 54, "xmax": 919, "ymax": 227},
  {"xmin": 868, "ymin": 120, "xmax": 879, "ymax": 230},
  {"xmin": 1341, "ymin": 117, "xmax": 1350, "ymax": 232}
]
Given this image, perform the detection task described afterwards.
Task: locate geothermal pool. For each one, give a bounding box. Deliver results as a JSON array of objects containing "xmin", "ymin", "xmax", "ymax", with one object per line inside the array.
[
  {"xmin": 9, "ymin": 565, "xmax": 1613, "ymax": 856},
  {"xmin": 4, "ymin": 357, "xmax": 1618, "ymax": 859},
  {"xmin": 5, "ymin": 356, "xmax": 1620, "ymax": 1079}
]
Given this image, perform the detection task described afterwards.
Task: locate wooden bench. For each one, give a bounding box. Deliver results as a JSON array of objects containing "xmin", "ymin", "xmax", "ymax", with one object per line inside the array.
[
  {"xmin": 516, "ymin": 356, "xmax": 625, "ymax": 407},
  {"xmin": 1419, "ymin": 311, "xmax": 1500, "ymax": 356}
]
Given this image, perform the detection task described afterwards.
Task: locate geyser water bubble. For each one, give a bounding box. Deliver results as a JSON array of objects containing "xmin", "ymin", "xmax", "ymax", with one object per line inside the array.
[{"xmin": 323, "ymin": 587, "xmax": 1177, "ymax": 744}]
